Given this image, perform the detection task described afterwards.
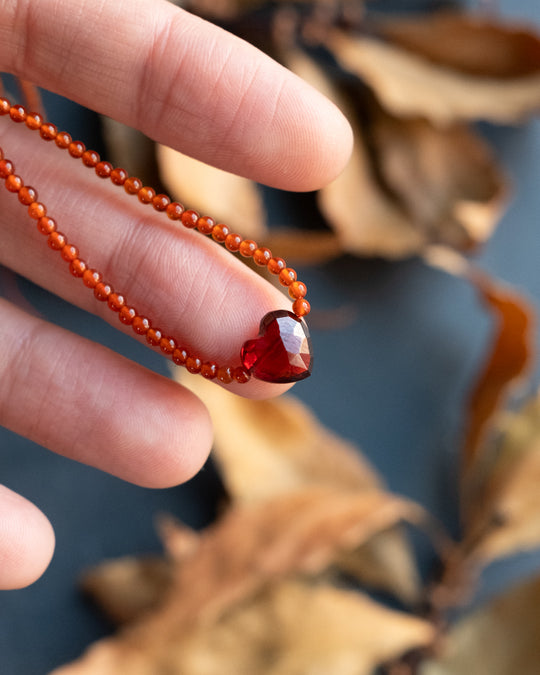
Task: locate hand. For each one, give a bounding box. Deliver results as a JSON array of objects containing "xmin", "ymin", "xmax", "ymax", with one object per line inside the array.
[{"xmin": 0, "ymin": 0, "xmax": 352, "ymax": 588}]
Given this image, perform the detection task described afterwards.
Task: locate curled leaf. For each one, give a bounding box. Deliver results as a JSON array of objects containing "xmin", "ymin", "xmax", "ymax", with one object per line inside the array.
[
  {"xmin": 181, "ymin": 373, "xmax": 382, "ymax": 501},
  {"xmin": 422, "ymin": 574, "xmax": 540, "ymax": 675},
  {"xmin": 330, "ymin": 15, "xmax": 540, "ymax": 125},
  {"xmin": 286, "ymin": 48, "xmax": 506, "ymax": 258},
  {"xmin": 53, "ymin": 580, "xmax": 435, "ymax": 675}
]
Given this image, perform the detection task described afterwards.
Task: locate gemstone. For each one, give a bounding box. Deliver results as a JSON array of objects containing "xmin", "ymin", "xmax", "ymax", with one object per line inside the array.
[{"xmin": 241, "ymin": 310, "xmax": 313, "ymax": 383}]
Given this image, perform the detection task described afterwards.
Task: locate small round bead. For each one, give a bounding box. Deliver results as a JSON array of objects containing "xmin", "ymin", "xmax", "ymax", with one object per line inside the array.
[
  {"xmin": 253, "ymin": 247, "xmax": 272, "ymax": 266},
  {"xmin": 108, "ymin": 293, "xmax": 126, "ymax": 311},
  {"xmin": 278, "ymin": 267, "xmax": 297, "ymax": 287},
  {"xmin": 197, "ymin": 216, "xmax": 215, "ymax": 235},
  {"xmin": 132, "ymin": 316, "xmax": 151, "ymax": 335},
  {"xmin": 9, "ymin": 105, "xmax": 26, "ymax": 123},
  {"xmin": 166, "ymin": 202, "xmax": 184, "ymax": 220},
  {"xmin": 233, "ymin": 366, "xmax": 251, "ymax": 384},
  {"xmin": 146, "ymin": 328, "xmax": 163, "ymax": 346},
  {"xmin": 5, "ymin": 174, "xmax": 23, "ymax": 192},
  {"xmin": 0, "ymin": 98, "xmax": 10, "ymax": 115},
  {"xmin": 61, "ymin": 244, "xmax": 79, "ymax": 262},
  {"xmin": 124, "ymin": 176, "xmax": 142, "ymax": 195},
  {"xmin": 95, "ymin": 161, "xmax": 113, "ymax": 179},
  {"xmin": 292, "ymin": 298, "xmax": 311, "ymax": 317},
  {"xmin": 25, "ymin": 112, "xmax": 44, "ymax": 130},
  {"xmin": 152, "ymin": 194, "xmax": 170, "ymax": 212},
  {"xmin": 18, "ymin": 186, "xmax": 37, "ymax": 205},
  {"xmin": 55, "ymin": 131, "xmax": 72, "ymax": 149},
  {"xmin": 239, "ymin": 239, "xmax": 257, "ymax": 257},
  {"xmin": 82, "ymin": 150, "xmax": 100, "ymax": 168},
  {"xmin": 40, "ymin": 123, "xmax": 57, "ymax": 140},
  {"xmin": 28, "ymin": 202, "xmax": 46, "ymax": 219},
  {"xmin": 68, "ymin": 141, "xmax": 85, "ymax": 158},
  {"xmin": 217, "ymin": 366, "xmax": 233, "ymax": 384},
  {"xmin": 94, "ymin": 282, "xmax": 113, "ymax": 301},
  {"xmin": 110, "ymin": 167, "xmax": 128, "ymax": 185},
  {"xmin": 201, "ymin": 362, "xmax": 218, "ymax": 379},
  {"xmin": 267, "ymin": 257, "xmax": 286, "ymax": 275},
  {"xmin": 172, "ymin": 347, "xmax": 188, "ymax": 366},
  {"xmin": 181, "ymin": 209, "xmax": 199, "ymax": 228},
  {"xmin": 0, "ymin": 159, "xmax": 14, "ymax": 178},
  {"xmin": 288, "ymin": 280, "xmax": 307, "ymax": 299},
  {"xmin": 225, "ymin": 233, "xmax": 242, "ymax": 252},
  {"xmin": 118, "ymin": 306, "xmax": 137, "ymax": 325},
  {"xmin": 212, "ymin": 223, "xmax": 230, "ymax": 242},
  {"xmin": 186, "ymin": 356, "xmax": 202, "ymax": 374},
  {"xmin": 48, "ymin": 231, "xmax": 67, "ymax": 250},
  {"xmin": 37, "ymin": 216, "xmax": 57, "ymax": 235},
  {"xmin": 159, "ymin": 337, "xmax": 177, "ymax": 355},
  {"xmin": 138, "ymin": 186, "xmax": 155, "ymax": 204},
  {"xmin": 82, "ymin": 269, "xmax": 102, "ymax": 289},
  {"xmin": 69, "ymin": 259, "xmax": 87, "ymax": 277}
]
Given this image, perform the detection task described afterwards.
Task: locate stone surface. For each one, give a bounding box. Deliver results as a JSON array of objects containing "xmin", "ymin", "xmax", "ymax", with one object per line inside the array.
[{"xmin": 241, "ymin": 310, "xmax": 313, "ymax": 383}]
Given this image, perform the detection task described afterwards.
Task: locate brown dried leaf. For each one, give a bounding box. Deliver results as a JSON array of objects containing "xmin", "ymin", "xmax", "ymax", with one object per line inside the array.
[
  {"xmin": 285, "ymin": 47, "xmax": 424, "ymax": 258},
  {"xmin": 156, "ymin": 144, "xmax": 267, "ymax": 240},
  {"xmin": 375, "ymin": 11, "xmax": 540, "ymax": 80},
  {"xmin": 286, "ymin": 48, "xmax": 505, "ymax": 258},
  {"xmin": 161, "ymin": 488, "xmax": 422, "ymax": 628},
  {"xmin": 52, "ymin": 489, "xmax": 424, "ymax": 674},
  {"xmin": 177, "ymin": 375, "xmax": 423, "ymax": 603},
  {"xmin": 53, "ymin": 580, "xmax": 434, "ymax": 675},
  {"xmin": 460, "ymin": 272, "xmax": 534, "ymax": 480},
  {"xmin": 421, "ymin": 574, "xmax": 540, "ymax": 675},
  {"xmin": 80, "ymin": 556, "xmax": 173, "ymax": 626},
  {"xmin": 337, "ymin": 527, "xmax": 422, "ymax": 606},
  {"xmin": 263, "ymin": 228, "xmax": 342, "ymax": 265},
  {"xmin": 463, "ymin": 392, "xmax": 540, "ymax": 565},
  {"xmin": 176, "ymin": 581, "xmax": 435, "ymax": 675},
  {"xmin": 181, "ymin": 373, "xmax": 382, "ymax": 500},
  {"xmin": 329, "ymin": 17, "xmax": 540, "ymax": 125}
]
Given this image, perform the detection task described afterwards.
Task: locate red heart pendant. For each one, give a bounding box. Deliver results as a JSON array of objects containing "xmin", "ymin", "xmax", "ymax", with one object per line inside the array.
[{"xmin": 241, "ymin": 310, "xmax": 313, "ymax": 383}]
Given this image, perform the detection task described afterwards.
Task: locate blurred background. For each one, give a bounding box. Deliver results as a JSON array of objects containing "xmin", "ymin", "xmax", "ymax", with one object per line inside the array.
[{"xmin": 1, "ymin": 0, "xmax": 540, "ymax": 673}]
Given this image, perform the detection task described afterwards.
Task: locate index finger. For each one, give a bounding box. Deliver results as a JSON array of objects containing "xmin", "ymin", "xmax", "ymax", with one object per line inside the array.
[{"xmin": 0, "ymin": 0, "xmax": 352, "ymax": 191}]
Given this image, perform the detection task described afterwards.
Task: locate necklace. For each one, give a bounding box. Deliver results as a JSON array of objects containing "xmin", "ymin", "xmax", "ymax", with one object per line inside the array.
[{"xmin": 0, "ymin": 98, "xmax": 312, "ymax": 384}]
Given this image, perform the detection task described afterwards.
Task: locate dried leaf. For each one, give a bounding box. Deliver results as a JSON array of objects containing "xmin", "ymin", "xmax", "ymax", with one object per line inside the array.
[
  {"xmin": 329, "ymin": 17, "xmax": 540, "ymax": 125},
  {"xmin": 463, "ymin": 392, "xmax": 540, "ymax": 565},
  {"xmin": 337, "ymin": 527, "xmax": 422, "ymax": 606},
  {"xmin": 424, "ymin": 250, "xmax": 535, "ymax": 485},
  {"xmin": 421, "ymin": 574, "xmax": 540, "ymax": 675},
  {"xmin": 263, "ymin": 228, "xmax": 342, "ymax": 266},
  {"xmin": 80, "ymin": 556, "xmax": 173, "ymax": 626},
  {"xmin": 156, "ymin": 144, "xmax": 267, "ymax": 239},
  {"xmin": 460, "ymin": 273, "xmax": 534, "ymax": 479},
  {"xmin": 53, "ymin": 580, "xmax": 434, "ymax": 675},
  {"xmin": 177, "ymin": 374, "xmax": 424, "ymax": 603},
  {"xmin": 375, "ymin": 11, "xmax": 540, "ymax": 80},
  {"xmin": 285, "ymin": 47, "xmax": 425, "ymax": 258},
  {"xmin": 52, "ymin": 489, "xmax": 424, "ymax": 674},
  {"xmin": 286, "ymin": 48, "xmax": 506, "ymax": 258},
  {"xmin": 181, "ymin": 373, "xmax": 382, "ymax": 501},
  {"xmin": 176, "ymin": 581, "xmax": 435, "ymax": 675}
]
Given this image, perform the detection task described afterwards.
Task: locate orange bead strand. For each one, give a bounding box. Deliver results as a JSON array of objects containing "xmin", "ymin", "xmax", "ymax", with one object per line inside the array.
[{"xmin": 0, "ymin": 97, "xmax": 312, "ymax": 383}]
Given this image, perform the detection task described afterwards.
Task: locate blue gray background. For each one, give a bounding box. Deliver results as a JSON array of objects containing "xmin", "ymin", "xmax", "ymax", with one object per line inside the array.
[{"xmin": 1, "ymin": 1, "xmax": 539, "ymax": 672}]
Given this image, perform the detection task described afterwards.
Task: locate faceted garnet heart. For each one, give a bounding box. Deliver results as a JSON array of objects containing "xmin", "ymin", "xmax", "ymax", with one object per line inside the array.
[{"xmin": 241, "ymin": 310, "xmax": 313, "ymax": 383}]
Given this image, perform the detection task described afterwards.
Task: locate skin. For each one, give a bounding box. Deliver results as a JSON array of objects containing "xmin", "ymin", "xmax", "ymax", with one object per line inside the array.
[{"xmin": 0, "ymin": 0, "xmax": 352, "ymax": 589}]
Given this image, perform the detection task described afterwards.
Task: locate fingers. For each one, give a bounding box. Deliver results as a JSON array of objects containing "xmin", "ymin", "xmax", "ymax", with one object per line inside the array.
[
  {"xmin": 0, "ymin": 0, "xmax": 352, "ymax": 191},
  {"xmin": 0, "ymin": 485, "xmax": 55, "ymax": 589},
  {"xmin": 0, "ymin": 117, "xmax": 294, "ymax": 400},
  {"xmin": 0, "ymin": 299, "xmax": 213, "ymax": 487}
]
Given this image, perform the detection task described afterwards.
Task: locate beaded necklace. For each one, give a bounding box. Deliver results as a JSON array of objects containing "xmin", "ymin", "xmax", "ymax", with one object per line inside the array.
[{"xmin": 0, "ymin": 98, "xmax": 312, "ymax": 384}]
